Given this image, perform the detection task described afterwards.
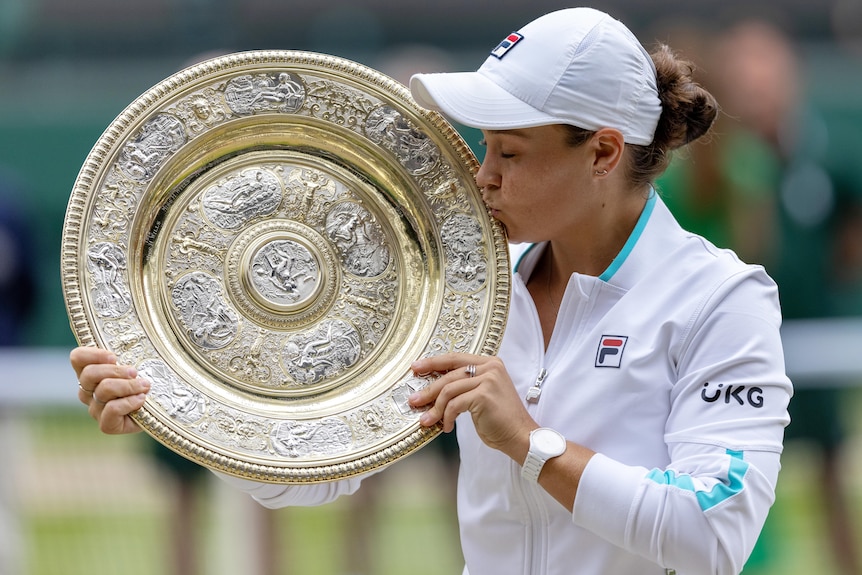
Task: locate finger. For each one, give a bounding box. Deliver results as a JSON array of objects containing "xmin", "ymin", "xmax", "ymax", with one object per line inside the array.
[
  {"xmin": 421, "ymin": 376, "xmax": 481, "ymax": 432},
  {"xmin": 78, "ymin": 362, "xmax": 139, "ymax": 394},
  {"xmin": 415, "ymin": 366, "xmax": 482, "ymax": 428},
  {"xmin": 409, "ymin": 353, "xmax": 485, "ymax": 405},
  {"xmin": 81, "ymin": 371, "xmax": 150, "ymax": 412},
  {"xmin": 97, "ymin": 394, "xmax": 147, "ymax": 435},
  {"xmin": 411, "ymin": 353, "xmax": 485, "ymax": 377},
  {"xmin": 70, "ymin": 347, "xmax": 117, "ymax": 378},
  {"xmin": 92, "ymin": 375, "xmax": 151, "ymax": 405},
  {"xmin": 87, "ymin": 376, "xmax": 149, "ymax": 430},
  {"xmin": 407, "ymin": 364, "xmax": 464, "ymax": 408}
]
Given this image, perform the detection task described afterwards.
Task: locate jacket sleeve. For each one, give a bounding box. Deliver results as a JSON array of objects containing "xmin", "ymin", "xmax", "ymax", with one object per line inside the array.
[
  {"xmin": 573, "ymin": 269, "xmax": 792, "ymax": 574},
  {"xmin": 211, "ymin": 469, "xmax": 372, "ymax": 509}
]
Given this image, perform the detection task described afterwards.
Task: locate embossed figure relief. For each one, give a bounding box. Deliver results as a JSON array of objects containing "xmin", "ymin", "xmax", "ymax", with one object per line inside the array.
[
  {"xmin": 228, "ymin": 329, "xmax": 273, "ymax": 383},
  {"xmin": 224, "ymin": 72, "xmax": 306, "ymax": 115},
  {"xmin": 138, "ymin": 359, "xmax": 207, "ymax": 424},
  {"xmin": 325, "ymin": 201, "xmax": 390, "ymax": 277},
  {"xmin": 440, "ymin": 213, "xmax": 487, "ymax": 292},
  {"xmin": 280, "ymin": 166, "xmax": 345, "ymax": 227},
  {"xmin": 365, "ymin": 106, "xmax": 440, "ymax": 175},
  {"xmin": 250, "ymin": 239, "xmax": 320, "ymax": 306},
  {"xmin": 118, "ymin": 114, "xmax": 187, "ymax": 182},
  {"xmin": 201, "ymin": 168, "xmax": 283, "ymax": 230},
  {"xmin": 170, "ymin": 90, "xmax": 228, "ymax": 136},
  {"xmin": 271, "ymin": 417, "xmax": 352, "ymax": 458},
  {"xmin": 87, "ymin": 242, "xmax": 132, "ymax": 318},
  {"xmin": 170, "ymin": 271, "xmax": 239, "ymax": 349},
  {"xmin": 282, "ymin": 318, "xmax": 361, "ymax": 384}
]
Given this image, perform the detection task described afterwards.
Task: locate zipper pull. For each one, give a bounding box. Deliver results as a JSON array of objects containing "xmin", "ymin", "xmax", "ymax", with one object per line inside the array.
[{"xmin": 526, "ymin": 368, "xmax": 547, "ymax": 403}]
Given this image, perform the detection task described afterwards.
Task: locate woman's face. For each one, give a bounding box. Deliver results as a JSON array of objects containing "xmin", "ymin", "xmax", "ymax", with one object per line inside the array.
[{"xmin": 475, "ymin": 124, "xmax": 595, "ymax": 244}]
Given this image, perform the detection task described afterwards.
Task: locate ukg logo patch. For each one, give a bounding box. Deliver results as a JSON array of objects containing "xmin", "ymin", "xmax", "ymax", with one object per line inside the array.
[{"xmin": 595, "ymin": 335, "xmax": 628, "ymax": 368}]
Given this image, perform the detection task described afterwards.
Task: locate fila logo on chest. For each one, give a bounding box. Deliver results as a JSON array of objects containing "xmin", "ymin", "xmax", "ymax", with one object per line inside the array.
[{"xmin": 595, "ymin": 335, "xmax": 628, "ymax": 368}]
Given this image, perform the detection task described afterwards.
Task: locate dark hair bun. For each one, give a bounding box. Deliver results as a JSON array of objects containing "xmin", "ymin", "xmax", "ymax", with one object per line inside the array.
[{"xmin": 651, "ymin": 44, "xmax": 719, "ymax": 151}]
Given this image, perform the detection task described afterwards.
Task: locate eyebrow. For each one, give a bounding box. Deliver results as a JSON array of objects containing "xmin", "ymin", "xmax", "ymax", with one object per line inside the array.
[{"xmin": 484, "ymin": 129, "xmax": 533, "ymax": 138}]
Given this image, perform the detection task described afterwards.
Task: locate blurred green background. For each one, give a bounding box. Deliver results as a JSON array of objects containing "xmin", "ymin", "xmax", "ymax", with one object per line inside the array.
[{"xmin": 2, "ymin": 1, "xmax": 862, "ymax": 574}]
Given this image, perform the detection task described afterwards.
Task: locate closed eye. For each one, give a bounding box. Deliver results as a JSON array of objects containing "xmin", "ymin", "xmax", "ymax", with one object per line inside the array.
[{"xmin": 478, "ymin": 137, "xmax": 515, "ymax": 158}]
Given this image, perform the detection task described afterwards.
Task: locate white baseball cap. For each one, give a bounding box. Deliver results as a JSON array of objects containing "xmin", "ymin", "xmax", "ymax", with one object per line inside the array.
[{"xmin": 410, "ymin": 7, "xmax": 662, "ymax": 145}]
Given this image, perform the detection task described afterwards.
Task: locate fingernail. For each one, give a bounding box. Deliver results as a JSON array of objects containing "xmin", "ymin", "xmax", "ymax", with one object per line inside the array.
[
  {"xmin": 408, "ymin": 392, "xmax": 420, "ymax": 403},
  {"xmin": 419, "ymin": 412, "xmax": 433, "ymax": 425},
  {"xmin": 127, "ymin": 367, "xmax": 138, "ymax": 378},
  {"xmin": 107, "ymin": 354, "xmax": 117, "ymax": 364},
  {"xmin": 139, "ymin": 378, "xmax": 151, "ymax": 391}
]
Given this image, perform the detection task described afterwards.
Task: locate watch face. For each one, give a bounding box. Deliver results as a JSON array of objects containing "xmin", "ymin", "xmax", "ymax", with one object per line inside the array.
[{"xmin": 534, "ymin": 428, "xmax": 566, "ymax": 456}]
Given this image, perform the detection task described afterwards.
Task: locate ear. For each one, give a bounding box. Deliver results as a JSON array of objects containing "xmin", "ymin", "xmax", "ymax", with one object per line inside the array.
[{"xmin": 590, "ymin": 128, "xmax": 626, "ymax": 176}]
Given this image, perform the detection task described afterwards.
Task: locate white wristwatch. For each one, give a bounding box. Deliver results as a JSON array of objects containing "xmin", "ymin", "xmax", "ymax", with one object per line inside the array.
[{"xmin": 521, "ymin": 427, "xmax": 567, "ymax": 483}]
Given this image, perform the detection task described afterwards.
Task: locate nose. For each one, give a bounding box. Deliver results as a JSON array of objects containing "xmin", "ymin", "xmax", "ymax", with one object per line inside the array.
[{"xmin": 475, "ymin": 156, "xmax": 499, "ymax": 195}]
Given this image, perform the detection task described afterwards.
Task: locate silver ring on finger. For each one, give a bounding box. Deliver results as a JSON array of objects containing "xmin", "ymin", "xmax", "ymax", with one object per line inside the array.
[
  {"xmin": 465, "ymin": 364, "xmax": 476, "ymax": 378},
  {"xmin": 78, "ymin": 383, "xmax": 94, "ymax": 395},
  {"xmin": 92, "ymin": 393, "xmax": 107, "ymax": 405}
]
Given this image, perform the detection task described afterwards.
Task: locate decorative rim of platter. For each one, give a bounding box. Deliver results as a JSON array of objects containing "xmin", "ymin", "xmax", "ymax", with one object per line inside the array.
[{"xmin": 61, "ymin": 50, "xmax": 510, "ymax": 483}]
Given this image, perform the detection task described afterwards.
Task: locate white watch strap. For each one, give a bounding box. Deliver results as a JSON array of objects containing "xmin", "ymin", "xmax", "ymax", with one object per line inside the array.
[{"xmin": 521, "ymin": 451, "xmax": 546, "ymax": 483}]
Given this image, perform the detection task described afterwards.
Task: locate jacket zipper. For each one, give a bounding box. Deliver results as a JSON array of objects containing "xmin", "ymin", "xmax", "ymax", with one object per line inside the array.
[{"xmin": 525, "ymin": 367, "xmax": 548, "ymax": 403}]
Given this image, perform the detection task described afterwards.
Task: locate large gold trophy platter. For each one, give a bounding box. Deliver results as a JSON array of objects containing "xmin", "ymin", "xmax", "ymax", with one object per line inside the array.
[{"xmin": 61, "ymin": 51, "xmax": 509, "ymax": 483}]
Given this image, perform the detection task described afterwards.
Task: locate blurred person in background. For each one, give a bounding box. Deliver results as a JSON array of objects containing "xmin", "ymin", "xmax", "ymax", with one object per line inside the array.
[
  {"xmin": 0, "ymin": 170, "xmax": 36, "ymax": 347},
  {"xmin": 71, "ymin": 8, "xmax": 792, "ymax": 574},
  {"xmin": 0, "ymin": 169, "xmax": 37, "ymax": 575},
  {"xmin": 660, "ymin": 19, "xmax": 862, "ymax": 575}
]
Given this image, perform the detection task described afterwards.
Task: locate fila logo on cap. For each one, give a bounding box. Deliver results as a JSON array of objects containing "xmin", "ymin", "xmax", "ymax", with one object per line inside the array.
[
  {"xmin": 595, "ymin": 335, "xmax": 628, "ymax": 368},
  {"xmin": 490, "ymin": 32, "xmax": 524, "ymax": 59}
]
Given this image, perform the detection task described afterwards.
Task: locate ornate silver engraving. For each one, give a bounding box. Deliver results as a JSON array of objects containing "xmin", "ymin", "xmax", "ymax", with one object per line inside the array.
[
  {"xmin": 228, "ymin": 328, "xmax": 273, "ymax": 383},
  {"xmin": 306, "ymin": 79, "xmax": 377, "ymax": 129},
  {"xmin": 170, "ymin": 272, "xmax": 239, "ymax": 349},
  {"xmin": 91, "ymin": 172, "xmax": 140, "ymax": 241},
  {"xmin": 427, "ymin": 292, "xmax": 483, "ymax": 354},
  {"xmin": 441, "ymin": 213, "xmax": 487, "ymax": 293},
  {"xmin": 391, "ymin": 375, "xmax": 432, "ymax": 416},
  {"xmin": 169, "ymin": 89, "xmax": 229, "ymax": 136},
  {"xmin": 118, "ymin": 114, "xmax": 187, "ymax": 182},
  {"xmin": 424, "ymin": 177, "xmax": 473, "ymax": 222},
  {"xmin": 346, "ymin": 400, "xmax": 409, "ymax": 447},
  {"xmin": 365, "ymin": 106, "xmax": 440, "ymax": 175},
  {"xmin": 250, "ymin": 239, "xmax": 320, "ymax": 306},
  {"xmin": 203, "ymin": 406, "xmax": 271, "ymax": 452},
  {"xmin": 271, "ymin": 417, "xmax": 352, "ymax": 458},
  {"xmin": 87, "ymin": 242, "xmax": 132, "ymax": 318},
  {"xmin": 224, "ymin": 72, "xmax": 306, "ymax": 115},
  {"xmin": 282, "ymin": 319, "xmax": 361, "ymax": 384},
  {"xmin": 338, "ymin": 273, "xmax": 397, "ymax": 349},
  {"xmin": 138, "ymin": 359, "xmax": 207, "ymax": 424},
  {"xmin": 201, "ymin": 167, "xmax": 283, "ymax": 230},
  {"xmin": 325, "ymin": 201, "xmax": 390, "ymax": 277}
]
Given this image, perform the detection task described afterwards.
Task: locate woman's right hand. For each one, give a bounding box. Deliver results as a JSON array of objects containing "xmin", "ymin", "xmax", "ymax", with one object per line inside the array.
[{"xmin": 70, "ymin": 346, "xmax": 150, "ymax": 435}]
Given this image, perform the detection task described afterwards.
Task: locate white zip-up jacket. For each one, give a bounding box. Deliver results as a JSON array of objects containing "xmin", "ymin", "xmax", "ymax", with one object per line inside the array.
[{"xmin": 217, "ymin": 194, "xmax": 792, "ymax": 575}]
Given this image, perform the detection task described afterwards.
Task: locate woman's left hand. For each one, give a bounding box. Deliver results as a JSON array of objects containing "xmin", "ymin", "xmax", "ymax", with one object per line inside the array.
[{"xmin": 408, "ymin": 353, "xmax": 537, "ymax": 459}]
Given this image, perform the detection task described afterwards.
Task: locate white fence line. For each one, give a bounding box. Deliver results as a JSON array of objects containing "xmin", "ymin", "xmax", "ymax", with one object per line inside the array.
[{"xmin": 1, "ymin": 317, "xmax": 861, "ymax": 407}]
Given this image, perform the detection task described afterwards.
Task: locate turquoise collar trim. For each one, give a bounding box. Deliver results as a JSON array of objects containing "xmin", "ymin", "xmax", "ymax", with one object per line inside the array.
[
  {"xmin": 512, "ymin": 190, "xmax": 657, "ymax": 281},
  {"xmin": 513, "ymin": 243, "xmax": 538, "ymax": 274},
  {"xmin": 598, "ymin": 191, "xmax": 656, "ymax": 282}
]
